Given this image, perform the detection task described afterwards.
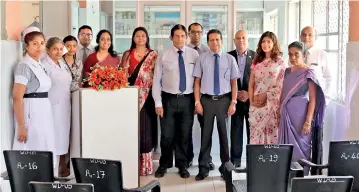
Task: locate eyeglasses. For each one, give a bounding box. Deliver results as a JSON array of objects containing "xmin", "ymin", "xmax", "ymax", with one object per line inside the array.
[
  {"xmin": 190, "ymin": 31, "xmax": 202, "ymax": 35},
  {"xmin": 79, "ymin": 33, "xmax": 93, "ymax": 37}
]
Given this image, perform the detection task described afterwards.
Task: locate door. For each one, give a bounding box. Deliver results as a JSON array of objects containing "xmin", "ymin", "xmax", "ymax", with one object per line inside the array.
[
  {"xmin": 186, "ymin": 1, "xmax": 234, "ymax": 160},
  {"xmin": 138, "ymin": 1, "xmax": 186, "ymax": 53},
  {"xmin": 186, "ymin": 1, "xmax": 234, "ymax": 52}
]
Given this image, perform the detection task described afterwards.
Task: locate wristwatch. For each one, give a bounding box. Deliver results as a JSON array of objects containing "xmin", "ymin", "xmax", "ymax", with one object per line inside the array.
[
  {"xmin": 195, "ymin": 101, "xmax": 200, "ymax": 106},
  {"xmin": 231, "ymin": 100, "xmax": 237, "ymax": 104}
]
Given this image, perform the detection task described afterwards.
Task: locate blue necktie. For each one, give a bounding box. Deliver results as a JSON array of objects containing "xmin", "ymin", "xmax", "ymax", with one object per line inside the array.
[
  {"xmin": 178, "ymin": 50, "xmax": 186, "ymax": 92},
  {"xmin": 214, "ymin": 54, "xmax": 220, "ymax": 95}
]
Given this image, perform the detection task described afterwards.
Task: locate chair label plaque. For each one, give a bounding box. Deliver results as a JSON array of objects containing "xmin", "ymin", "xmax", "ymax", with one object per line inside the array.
[{"xmin": 85, "ymin": 169, "xmax": 106, "ymax": 179}]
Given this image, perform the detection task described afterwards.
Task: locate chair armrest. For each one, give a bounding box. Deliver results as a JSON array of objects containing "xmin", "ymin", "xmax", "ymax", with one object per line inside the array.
[
  {"xmin": 298, "ymin": 159, "xmax": 329, "ymax": 169},
  {"xmin": 224, "ymin": 162, "xmax": 246, "ymax": 174},
  {"xmin": 54, "ymin": 176, "xmax": 75, "ymax": 182},
  {"xmin": 124, "ymin": 180, "xmax": 160, "ymax": 192},
  {"xmin": 290, "ymin": 162, "xmax": 304, "ymax": 177},
  {"xmin": 1, "ymin": 171, "xmax": 9, "ymax": 180}
]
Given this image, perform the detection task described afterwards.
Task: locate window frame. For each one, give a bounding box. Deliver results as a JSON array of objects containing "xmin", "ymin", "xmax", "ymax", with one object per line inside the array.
[{"xmin": 312, "ymin": 0, "xmax": 348, "ymax": 102}]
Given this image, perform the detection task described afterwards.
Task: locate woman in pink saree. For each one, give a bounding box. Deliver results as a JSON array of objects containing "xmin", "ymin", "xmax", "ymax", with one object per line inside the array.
[
  {"xmin": 248, "ymin": 31, "xmax": 286, "ymax": 144},
  {"xmin": 278, "ymin": 41, "xmax": 326, "ymax": 175}
]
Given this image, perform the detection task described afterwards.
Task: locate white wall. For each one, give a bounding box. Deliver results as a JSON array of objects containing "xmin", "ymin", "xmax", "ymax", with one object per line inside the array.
[
  {"xmin": 345, "ymin": 42, "xmax": 359, "ymax": 140},
  {"xmin": 0, "ymin": 40, "xmax": 22, "ymax": 178},
  {"xmin": 42, "ymin": 1, "xmax": 70, "ymax": 39}
]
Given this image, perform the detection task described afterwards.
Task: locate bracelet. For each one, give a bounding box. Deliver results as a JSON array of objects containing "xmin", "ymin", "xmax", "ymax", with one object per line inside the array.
[
  {"xmin": 18, "ymin": 125, "xmax": 26, "ymax": 128},
  {"xmin": 304, "ymin": 121, "xmax": 311, "ymax": 125}
]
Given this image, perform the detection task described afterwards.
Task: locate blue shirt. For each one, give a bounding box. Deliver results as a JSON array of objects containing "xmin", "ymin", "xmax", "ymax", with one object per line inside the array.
[
  {"xmin": 237, "ymin": 50, "xmax": 247, "ymax": 85},
  {"xmin": 193, "ymin": 50, "xmax": 240, "ymax": 95}
]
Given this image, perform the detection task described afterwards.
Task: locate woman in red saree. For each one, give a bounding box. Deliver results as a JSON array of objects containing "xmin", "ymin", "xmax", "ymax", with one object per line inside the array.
[
  {"xmin": 83, "ymin": 30, "xmax": 121, "ymax": 87},
  {"xmin": 120, "ymin": 27, "xmax": 158, "ymax": 176}
]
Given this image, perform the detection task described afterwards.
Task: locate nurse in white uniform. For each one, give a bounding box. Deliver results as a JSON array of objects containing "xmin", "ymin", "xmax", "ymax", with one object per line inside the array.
[
  {"xmin": 42, "ymin": 37, "xmax": 72, "ymax": 177},
  {"xmin": 12, "ymin": 31, "xmax": 57, "ymax": 169}
]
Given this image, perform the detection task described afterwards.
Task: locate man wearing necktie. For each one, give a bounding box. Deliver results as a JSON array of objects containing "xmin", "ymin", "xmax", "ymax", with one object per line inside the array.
[
  {"xmin": 76, "ymin": 25, "xmax": 95, "ymax": 64},
  {"xmin": 186, "ymin": 23, "xmax": 214, "ymax": 170},
  {"xmin": 228, "ymin": 30, "xmax": 256, "ymax": 168},
  {"xmin": 193, "ymin": 29, "xmax": 239, "ymax": 181},
  {"xmin": 152, "ymin": 24, "xmax": 199, "ymax": 179}
]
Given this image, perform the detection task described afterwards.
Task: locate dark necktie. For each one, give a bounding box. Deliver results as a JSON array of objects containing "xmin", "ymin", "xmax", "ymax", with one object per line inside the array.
[
  {"xmin": 194, "ymin": 46, "xmax": 199, "ymax": 53},
  {"xmin": 178, "ymin": 50, "xmax": 186, "ymax": 92},
  {"xmin": 214, "ymin": 54, "xmax": 220, "ymax": 95}
]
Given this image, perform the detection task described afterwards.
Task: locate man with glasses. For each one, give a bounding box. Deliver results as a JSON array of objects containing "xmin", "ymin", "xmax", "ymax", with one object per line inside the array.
[
  {"xmin": 76, "ymin": 25, "xmax": 94, "ymax": 64},
  {"xmin": 186, "ymin": 23, "xmax": 215, "ymax": 171}
]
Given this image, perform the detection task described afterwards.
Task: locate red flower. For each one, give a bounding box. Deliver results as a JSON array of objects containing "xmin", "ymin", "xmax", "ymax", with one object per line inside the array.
[{"xmin": 86, "ymin": 66, "xmax": 128, "ymax": 91}]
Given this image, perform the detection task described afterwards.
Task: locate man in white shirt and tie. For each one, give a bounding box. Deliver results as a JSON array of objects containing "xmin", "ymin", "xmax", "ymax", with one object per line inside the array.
[
  {"xmin": 301, "ymin": 26, "xmax": 333, "ymax": 97},
  {"xmin": 152, "ymin": 24, "xmax": 199, "ymax": 179},
  {"xmin": 76, "ymin": 25, "xmax": 95, "ymax": 64}
]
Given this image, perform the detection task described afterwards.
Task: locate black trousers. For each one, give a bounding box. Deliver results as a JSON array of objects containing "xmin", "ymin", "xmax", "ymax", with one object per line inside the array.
[
  {"xmin": 159, "ymin": 92, "xmax": 194, "ymax": 169},
  {"xmin": 187, "ymin": 113, "xmax": 213, "ymax": 163},
  {"xmin": 198, "ymin": 94, "xmax": 231, "ymax": 173},
  {"xmin": 230, "ymin": 102, "xmax": 249, "ymax": 166}
]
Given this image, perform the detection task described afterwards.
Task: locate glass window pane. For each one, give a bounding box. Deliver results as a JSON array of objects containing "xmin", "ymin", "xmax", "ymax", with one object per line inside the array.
[
  {"xmin": 192, "ymin": 5, "xmax": 228, "ymax": 52},
  {"xmin": 328, "ymin": 35, "xmax": 338, "ymax": 50},
  {"xmin": 144, "ymin": 5, "xmax": 180, "ymax": 53},
  {"xmin": 313, "ymin": 0, "xmax": 327, "ymax": 34},
  {"xmin": 328, "ymin": 0, "xmax": 338, "ymax": 33},
  {"xmin": 315, "ymin": 36, "xmax": 327, "ymax": 50},
  {"xmin": 113, "ymin": 1, "xmax": 137, "ymax": 55},
  {"xmin": 236, "ymin": 11, "xmax": 263, "ymax": 36}
]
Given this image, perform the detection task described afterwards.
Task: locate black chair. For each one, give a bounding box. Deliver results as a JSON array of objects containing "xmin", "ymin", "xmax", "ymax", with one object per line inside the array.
[
  {"xmin": 3, "ymin": 150, "xmax": 72, "ymax": 192},
  {"xmin": 29, "ymin": 182, "xmax": 94, "ymax": 192},
  {"xmin": 224, "ymin": 144, "xmax": 303, "ymax": 192},
  {"xmin": 71, "ymin": 157, "xmax": 160, "ymax": 192},
  {"xmin": 299, "ymin": 140, "xmax": 359, "ymax": 191},
  {"xmin": 291, "ymin": 176, "xmax": 354, "ymax": 192}
]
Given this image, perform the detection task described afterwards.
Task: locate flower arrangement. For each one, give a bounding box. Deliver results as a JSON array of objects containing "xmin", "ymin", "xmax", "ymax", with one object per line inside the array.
[{"xmin": 87, "ymin": 66, "xmax": 128, "ymax": 91}]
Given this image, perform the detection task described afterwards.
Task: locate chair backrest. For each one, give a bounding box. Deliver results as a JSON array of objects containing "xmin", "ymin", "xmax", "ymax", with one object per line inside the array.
[
  {"xmin": 328, "ymin": 140, "xmax": 359, "ymax": 191},
  {"xmin": 71, "ymin": 158, "xmax": 123, "ymax": 192},
  {"xmin": 291, "ymin": 176, "xmax": 354, "ymax": 192},
  {"xmin": 3, "ymin": 150, "xmax": 54, "ymax": 192},
  {"xmin": 246, "ymin": 144, "xmax": 293, "ymax": 192},
  {"xmin": 29, "ymin": 182, "xmax": 94, "ymax": 192}
]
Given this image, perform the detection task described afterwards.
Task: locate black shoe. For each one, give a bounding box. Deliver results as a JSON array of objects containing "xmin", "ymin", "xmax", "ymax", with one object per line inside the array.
[
  {"xmin": 195, "ymin": 172, "xmax": 209, "ymax": 181},
  {"xmin": 234, "ymin": 163, "xmax": 241, "ymax": 168},
  {"xmin": 179, "ymin": 168, "xmax": 190, "ymax": 178},
  {"xmin": 155, "ymin": 167, "xmax": 167, "ymax": 178},
  {"xmin": 187, "ymin": 160, "xmax": 193, "ymax": 168},
  {"xmin": 209, "ymin": 162, "xmax": 215, "ymax": 170}
]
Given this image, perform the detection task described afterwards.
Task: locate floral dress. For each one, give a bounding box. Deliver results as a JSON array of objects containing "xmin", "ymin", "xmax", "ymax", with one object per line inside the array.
[
  {"xmin": 248, "ymin": 57, "xmax": 286, "ymax": 144},
  {"xmin": 62, "ymin": 57, "xmax": 83, "ymax": 92}
]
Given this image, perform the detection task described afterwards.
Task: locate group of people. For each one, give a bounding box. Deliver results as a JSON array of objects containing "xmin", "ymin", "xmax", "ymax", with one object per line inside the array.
[
  {"xmin": 11, "ymin": 21, "xmax": 329, "ymax": 180},
  {"xmin": 151, "ymin": 24, "xmax": 328, "ymax": 180}
]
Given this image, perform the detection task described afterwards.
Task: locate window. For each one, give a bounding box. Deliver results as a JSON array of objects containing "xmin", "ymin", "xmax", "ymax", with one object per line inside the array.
[
  {"xmin": 287, "ymin": 1, "xmax": 301, "ymax": 43},
  {"xmin": 313, "ymin": 0, "xmax": 349, "ymax": 101}
]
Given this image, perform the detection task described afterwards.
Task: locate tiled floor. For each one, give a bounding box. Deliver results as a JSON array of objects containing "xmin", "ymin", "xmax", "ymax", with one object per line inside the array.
[{"xmin": 140, "ymin": 155, "xmax": 246, "ymax": 192}]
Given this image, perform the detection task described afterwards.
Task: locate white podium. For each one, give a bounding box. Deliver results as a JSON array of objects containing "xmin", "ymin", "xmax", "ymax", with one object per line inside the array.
[{"xmin": 70, "ymin": 87, "xmax": 140, "ymax": 188}]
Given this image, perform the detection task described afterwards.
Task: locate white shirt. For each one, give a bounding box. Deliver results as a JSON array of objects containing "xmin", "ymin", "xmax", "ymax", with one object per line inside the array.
[
  {"xmin": 76, "ymin": 44, "xmax": 95, "ymax": 63},
  {"xmin": 152, "ymin": 46, "xmax": 199, "ymax": 107},
  {"xmin": 306, "ymin": 46, "xmax": 332, "ymax": 97}
]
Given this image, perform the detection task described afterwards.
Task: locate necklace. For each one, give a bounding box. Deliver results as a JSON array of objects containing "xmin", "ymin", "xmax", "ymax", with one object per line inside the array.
[{"xmin": 135, "ymin": 49, "xmax": 148, "ymax": 58}]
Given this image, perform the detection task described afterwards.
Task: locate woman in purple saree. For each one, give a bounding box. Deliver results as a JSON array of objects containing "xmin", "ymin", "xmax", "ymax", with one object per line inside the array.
[{"xmin": 278, "ymin": 41, "xmax": 326, "ymax": 175}]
